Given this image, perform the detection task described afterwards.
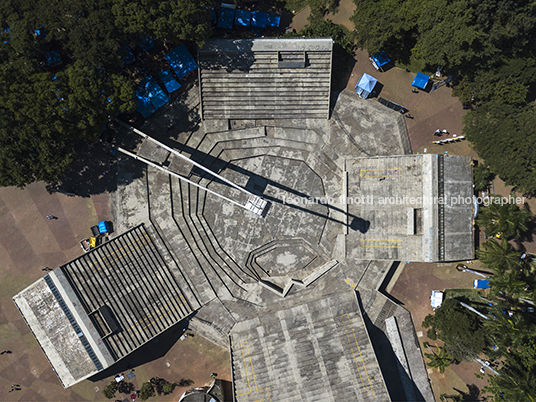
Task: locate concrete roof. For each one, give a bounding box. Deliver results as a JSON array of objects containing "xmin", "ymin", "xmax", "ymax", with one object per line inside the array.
[
  {"xmin": 199, "ymin": 38, "xmax": 333, "ymax": 53},
  {"xmin": 197, "ymin": 38, "xmax": 332, "ymax": 120},
  {"xmin": 442, "ymin": 155, "xmax": 474, "ymax": 261},
  {"xmin": 230, "ymin": 291, "xmax": 390, "ymax": 401},
  {"xmin": 346, "ymin": 154, "xmax": 474, "ymax": 262},
  {"xmin": 12, "ymin": 271, "xmax": 113, "ymax": 388},
  {"xmin": 13, "ymin": 224, "xmax": 195, "ymax": 388}
]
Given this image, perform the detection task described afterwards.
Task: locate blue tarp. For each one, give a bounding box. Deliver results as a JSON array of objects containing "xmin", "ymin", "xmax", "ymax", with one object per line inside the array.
[
  {"xmin": 121, "ymin": 46, "xmax": 135, "ymax": 66},
  {"xmin": 235, "ymin": 9, "xmax": 252, "ymax": 26},
  {"xmin": 136, "ymin": 76, "xmax": 170, "ymax": 118},
  {"xmin": 251, "ymin": 11, "xmax": 268, "ymax": 28},
  {"xmin": 138, "ymin": 36, "xmax": 155, "ymax": 51},
  {"xmin": 98, "ymin": 221, "xmax": 109, "ymax": 234},
  {"xmin": 355, "ymin": 73, "xmax": 377, "ymax": 99},
  {"xmin": 46, "ymin": 51, "xmax": 61, "ymax": 66},
  {"xmin": 165, "ymin": 44, "xmax": 198, "ymax": 79},
  {"xmin": 474, "ymin": 280, "xmax": 490, "ymax": 289},
  {"xmin": 266, "ymin": 13, "xmax": 281, "ymax": 27},
  {"xmin": 372, "ymin": 51, "xmax": 390, "ymax": 68},
  {"xmin": 412, "ymin": 72, "xmax": 429, "ymax": 89},
  {"xmin": 218, "ymin": 3, "xmax": 236, "ymax": 29},
  {"xmin": 158, "ymin": 69, "xmax": 181, "ymax": 93}
]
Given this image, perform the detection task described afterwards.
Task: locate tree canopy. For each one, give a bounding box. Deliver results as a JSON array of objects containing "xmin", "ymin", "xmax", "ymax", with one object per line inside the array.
[
  {"xmin": 351, "ymin": 0, "xmax": 536, "ymax": 193},
  {"xmin": 422, "ymin": 298, "xmax": 487, "ymax": 361},
  {"xmin": 0, "ymin": 0, "xmax": 212, "ymax": 187}
]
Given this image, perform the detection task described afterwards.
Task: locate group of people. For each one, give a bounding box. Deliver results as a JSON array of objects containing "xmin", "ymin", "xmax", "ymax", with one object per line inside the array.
[{"xmin": 434, "ymin": 129, "xmax": 448, "ymax": 136}]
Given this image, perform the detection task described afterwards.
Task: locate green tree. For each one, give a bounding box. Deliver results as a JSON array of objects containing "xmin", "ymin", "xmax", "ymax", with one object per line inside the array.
[
  {"xmin": 476, "ymin": 239, "xmax": 521, "ymax": 272},
  {"xmin": 0, "ymin": 0, "xmax": 210, "ymax": 187},
  {"xmin": 350, "ymin": 0, "xmax": 421, "ymax": 58},
  {"xmin": 424, "ymin": 344, "xmax": 453, "ymax": 374},
  {"xmin": 139, "ymin": 382, "xmax": 155, "ymax": 401},
  {"xmin": 463, "ymin": 103, "xmax": 536, "ymax": 195},
  {"xmin": 422, "ymin": 298, "xmax": 487, "ymax": 361},
  {"xmin": 476, "ymin": 198, "xmax": 531, "ymax": 240},
  {"xmin": 102, "ymin": 381, "xmax": 118, "ymax": 399},
  {"xmin": 162, "ymin": 382, "xmax": 177, "ymax": 395},
  {"xmin": 473, "ymin": 164, "xmax": 494, "ymax": 192},
  {"xmin": 111, "ymin": 0, "xmax": 212, "ymax": 47},
  {"xmin": 483, "ymin": 338, "xmax": 536, "ymax": 402}
]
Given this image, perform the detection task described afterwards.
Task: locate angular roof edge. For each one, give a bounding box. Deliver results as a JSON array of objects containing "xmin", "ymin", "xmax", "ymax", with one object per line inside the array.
[{"xmin": 199, "ymin": 38, "xmax": 333, "ymax": 53}]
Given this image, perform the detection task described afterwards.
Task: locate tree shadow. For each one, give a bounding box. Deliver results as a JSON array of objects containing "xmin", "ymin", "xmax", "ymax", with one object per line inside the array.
[
  {"xmin": 47, "ymin": 86, "xmax": 201, "ymax": 198},
  {"xmin": 453, "ymin": 383, "xmax": 481, "ymax": 401},
  {"xmin": 88, "ymin": 315, "xmax": 196, "ymax": 382}
]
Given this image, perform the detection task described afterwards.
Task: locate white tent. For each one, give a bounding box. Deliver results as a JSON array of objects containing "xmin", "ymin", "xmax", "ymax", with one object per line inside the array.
[{"xmin": 355, "ymin": 73, "xmax": 378, "ymax": 99}]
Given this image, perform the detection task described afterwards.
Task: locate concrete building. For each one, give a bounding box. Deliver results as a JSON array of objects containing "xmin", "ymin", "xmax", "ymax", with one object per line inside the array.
[
  {"xmin": 14, "ymin": 39, "xmax": 475, "ymax": 400},
  {"xmin": 198, "ymin": 38, "xmax": 332, "ymax": 120}
]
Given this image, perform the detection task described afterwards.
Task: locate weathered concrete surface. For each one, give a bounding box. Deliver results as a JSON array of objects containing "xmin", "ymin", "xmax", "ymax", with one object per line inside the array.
[{"xmin": 107, "ymin": 85, "xmax": 438, "ymax": 401}]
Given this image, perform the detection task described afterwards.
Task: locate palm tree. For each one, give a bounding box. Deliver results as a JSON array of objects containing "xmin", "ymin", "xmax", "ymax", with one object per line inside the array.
[
  {"xmin": 477, "ymin": 196, "xmax": 532, "ymax": 240},
  {"xmin": 488, "ymin": 271, "xmax": 529, "ymax": 301},
  {"xmin": 424, "ymin": 343, "xmax": 453, "ymax": 374},
  {"xmin": 476, "ymin": 238, "xmax": 521, "ymax": 273}
]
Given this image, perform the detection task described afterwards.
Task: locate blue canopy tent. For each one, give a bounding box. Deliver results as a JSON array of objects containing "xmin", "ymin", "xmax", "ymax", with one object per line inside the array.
[
  {"xmin": 218, "ymin": 3, "xmax": 236, "ymax": 29},
  {"xmin": 251, "ymin": 11, "xmax": 268, "ymax": 28},
  {"xmin": 235, "ymin": 9, "xmax": 252, "ymax": 27},
  {"xmin": 266, "ymin": 13, "xmax": 281, "ymax": 27},
  {"xmin": 355, "ymin": 73, "xmax": 378, "ymax": 99},
  {"xmin": 46, "ymin": 51, "xmax": 61, "ymax": 66},
  {"xmin": 135, "ymin": 76, "xmax": 170, "ymax": 118},
  {"xmin": 165, "ymin": 45, "xmax": 198, "ymax": 79},
  {"xmin": 412, "ymin": 72, "xmax": 430, "ymax": 90},
  {"xmin": 371, "ymin": 51, "xmax": 390, "ymax": 71},
  {"xmin": 158, "ymin": 70, "xmax": 181, "ymax": 93}
]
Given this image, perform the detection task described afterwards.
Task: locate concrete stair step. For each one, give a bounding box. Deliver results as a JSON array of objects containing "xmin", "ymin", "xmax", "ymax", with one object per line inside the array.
[
  {"xmin": 147, "ymin": 168, "xmax": 215, "ymax": 306},
  {"xmin": 173, "ymin": 179, "xmax": 249, "ymax": 298}
]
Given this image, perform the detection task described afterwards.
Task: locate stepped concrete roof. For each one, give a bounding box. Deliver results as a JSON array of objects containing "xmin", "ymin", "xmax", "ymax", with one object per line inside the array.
[
  {"xmin": 13, "ymin": 224, "xmax": 194, "ymax": 387},
  {"xmin": 198, "ymin": 38, "xmax": 332, "ymax": 120}
]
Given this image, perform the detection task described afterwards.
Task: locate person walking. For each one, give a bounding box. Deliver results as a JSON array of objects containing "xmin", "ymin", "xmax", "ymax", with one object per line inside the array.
[{"xmin": 46, "ymin": 215, "xmax": 58, "ymax": 220}]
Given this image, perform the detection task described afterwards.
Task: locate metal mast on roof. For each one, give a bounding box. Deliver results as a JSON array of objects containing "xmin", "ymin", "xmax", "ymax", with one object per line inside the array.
[{"xmin": 116, "ymin": 122, "xmax": 269, "ymax": 217}]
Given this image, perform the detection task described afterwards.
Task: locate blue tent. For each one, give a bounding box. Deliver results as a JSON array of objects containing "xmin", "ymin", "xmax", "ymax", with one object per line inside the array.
[
  {"xmin": 158, "ymin": 69, "xmax": 181, "ymax": 93},
  {"xmin": 266, "ymin": 13, "xmax": 281, "ymax": 27},
  {"xmin": 138, "ymin": 36, "xmax": 155, "ymax": 51},
  {"xmin": 372, "ymin": 51, "xmax": 390, "ymax": 69},
  {"xmin": 165, "ymin": 45, "xmax": 198, "ymax": 79},
  {"xmin": 412, "ymin": 72, "xmax": 430, "ymax": 90},
  {"xmin": 46, "ymin": 51, "xmax": 61, "ymax": 66},
  {"xmin": 218, "ymin": 3, "xmax": 236, "ymax": 29},
  {"xmin": 355, "ymin": 73, "xmax": 378, "ymax": 99},
  {"xmin": 251, "ymin": 11, "xmax": 268, "ymax": 28},
  {"xmin": 136, "ymin": 76, "xmax": 170, "ymax": 118},
  {"xmin": 235, "ymin": 9, "xmax": 252, "ymax": 27}
]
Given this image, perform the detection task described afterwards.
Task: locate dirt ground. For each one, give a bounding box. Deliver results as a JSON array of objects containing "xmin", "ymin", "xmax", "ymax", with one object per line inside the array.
[{"xmin": 0, "ymin": 179, "xmax": 230, "ymax": 401}]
